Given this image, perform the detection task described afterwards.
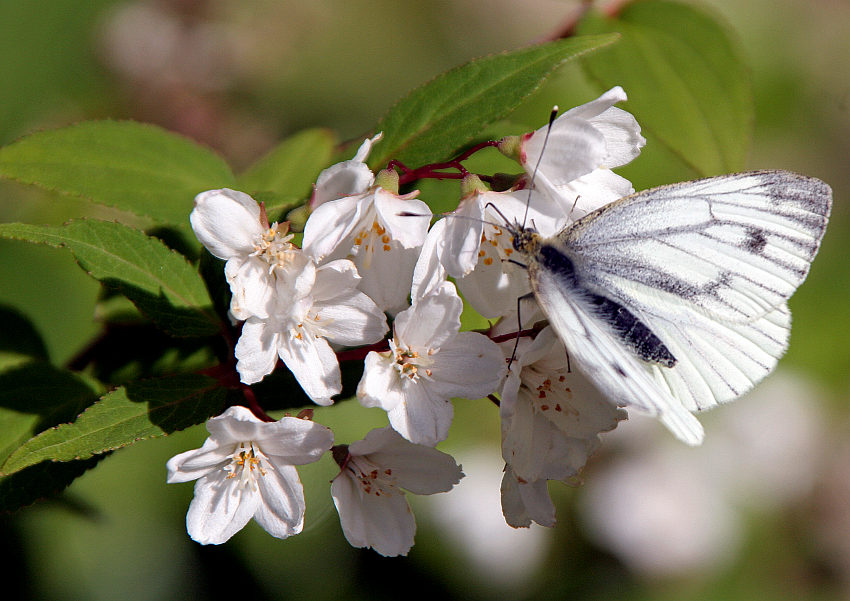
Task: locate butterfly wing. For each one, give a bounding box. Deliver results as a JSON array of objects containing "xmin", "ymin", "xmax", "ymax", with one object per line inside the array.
[
  {"xmin": 564, "ymin": 171, "xmax": 831, "ymax": 324},
  {"xmin": 644, "ymin": 303, "xmax": 791, "ymax": 411},
  {"xmin": 553, "ymin": 170, "xmax": 829, "ymax": 413},
  {"xmin": 529, "ymin": 263, "xmax": 705, "ymax": 445}
]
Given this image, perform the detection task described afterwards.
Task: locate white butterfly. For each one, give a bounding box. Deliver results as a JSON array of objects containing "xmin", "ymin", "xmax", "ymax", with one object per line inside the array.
[{"xmin": 510, "ymin": 170, "xmax": 831, "ymax": 445}]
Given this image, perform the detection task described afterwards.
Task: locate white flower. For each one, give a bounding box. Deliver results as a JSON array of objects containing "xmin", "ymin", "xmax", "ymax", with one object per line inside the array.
[
  {"xmin": 190, "ymin": 188, "xmax": 305, "ymax": 321},
  {"xmin": 331, "ymin": 426, "xmax": 463, "ymax": 556},
  {"xmin": 357, "ymin": 282, "xmax": 505, "ymax": 446},
  {"xmin": 310, "ymin": 133, "xmax": 382, "ymax": 209},
  {"xmin": 503, "ymin": 86, "xmax": 645, "ymax": 220},
  {"xmin": 235, "ymin": 257, "xmax": 388, "ymax": 404},
  {"xmin": 497, "ymin": 326, "xmax": 625, "ymax": 527},
  {"xmin": 302, "ymin": 139, "xmax": 432, "ymax": 315},
  {"xmin": 424, "ymin": 185, "xmax": 566, "ymax": 318},
  {"xmin": 500, "ymin": 466, "xmax": 556, "ymax": 529},
  {"xmin": 166, "ymin": 406, "xmax": 334, "ymax": 545}
]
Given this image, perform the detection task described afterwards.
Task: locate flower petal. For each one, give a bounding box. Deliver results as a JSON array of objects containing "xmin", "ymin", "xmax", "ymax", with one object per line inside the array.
[
  {"xmin": 332, "ymin": 472, "xmax": 416, "ymax": 556},
  {"xmin": 555, "ymin": 168, "xmax": 635, "ymax": 220},
  {"xmin": 483, "ymin": 189, "xmax": 568, "ymax": 236},
  {"xmin": 253, "ymin": 463, "xmax": 306, "ymax": 539},
  {"xmin": 166, "ymin": 436, "xmax": 230, "ymax": 483},
  {"xmin": 350, "ymin": 427, "xmax": 464, "ymax": 495},
  {"xmin": 353, "ymin": 132, "xmax": 383, "ymax": 162},
  {"xmin": 393, "ymin": 282, "xmax": 462, "ymax": 350},
  {"xmin": 440, "ymin": 194, "xmax": 485, "ymax": 277},
  {"xmin": 455, "ymin": 253, "xmax": 528, "ymax": 319},
  {"xmin": 560, "ymin": 86, "xmax": 627, "ymax": 121},
  {"xmin": 186, "ymin": 469, "xmax": 259, "ymax": 544},
  {"xmin": 312, "ymin": 163, "xmax": 374, "ymax": 209},
  {"xmin": 190, "ymin": 189, "xmax": 263, "ymax": 260},
  {"xmin": 203, "ymin": 405, "xmax": 262, "ymax": 440},
  {"xmin": 258, "ymin": 417, "xmax": 335, "ymax": 465},
  {"xmin": 526, "ymin": 118, "xmax": 606, "ymax": 187},
  {"xmin": 374, "ymin": 189, "xmax": 431, "ymax": 249},
  {"xmin": 302, "ymin": 193, "xmax": 368, "ymax": 262},
  {"xmin": 277, "ymin": 331, "xmax": 341, "ymax": 405},
  {"xmin": 411, "ymin": 218, "xmax": 448, "ymax": 304},
  {"xmin": 386, "ymin": 381, "xmax": 454, "ymax": 446},
  {"xmin": 224, "ymin": 257, "xmax": 274, "ymax": 320},
  {"xmin": 357, "ymin": 351, "xmax": 405, "ymax": 411},
  {"xmin": 501, "ymin": 468, "xmax": 555, "ymax": 529},
  {"xmin": 352, "ymin": 241, "xmax": 419, "ymax": 315},
  {"xmin": 314, "ymin": 290, "xmax": 388, "ymax": 346},
  {"xmin": 591, "ymin": 107, "xmax": 645, "ymax": 168},
  {"xmin": 502, "ymin": 392, "xmax": 570, "ymax": 482},
  {"xmin": 309, "ymin": 259, "xmax": 360, "ymax": 301},
  {"xmin": 428, "ymin": 331, "xmax": 505, "ymax": 400},
  {"xmin": 235, "ymin": 318, "xmax": 281, "ymax": 385}
]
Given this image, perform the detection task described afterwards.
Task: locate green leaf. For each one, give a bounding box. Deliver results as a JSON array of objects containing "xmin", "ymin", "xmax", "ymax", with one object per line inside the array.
[
  {"xmin": 0, "ymin": 305, "xmax": 48, "ymax": 369},
  {"xmin": 368, "ymin": 34, "xmax": 620, "ymax": 169},
  {"xmin": 0, "ymin": 361, "xmax": 99, "ymax": 465},
  {"xmin": 1, "ymin": 373, "xmax": 228, "ymax": 475},
  {"xmin": 0, "ymin": 358, "xmax": 103, "ymax": 511},
  {"xmin": 578, "ymin": 0, "xmax": 752, "ymax": 183},
  {"xmin": 67, "ymin": 322, "xmax": 217, "ymax": 386},
  {"xmin": 0, "ymin": 220, "xmax": 221, "ymax": 337},
  {"xmin": 0, "ymin": 120, "xmax": 236, "ymax": 225},
  {"xmin": 238, "ymin": 128, "xmax": 337, "ymax": 216},
  {"xmin": 0, "ymin": 456, "xmax": 104, "ymax": 513}
]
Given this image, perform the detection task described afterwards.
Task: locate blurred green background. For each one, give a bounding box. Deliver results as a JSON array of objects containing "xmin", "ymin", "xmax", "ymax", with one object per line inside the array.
[{"xmin": 1, "ymin": 1, "xmax": 848, "ymax": 599}]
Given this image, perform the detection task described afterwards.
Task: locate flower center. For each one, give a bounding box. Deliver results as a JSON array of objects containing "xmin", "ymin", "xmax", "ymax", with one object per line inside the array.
[
  {"xmin": 477, "ymin": 222, "xmax": 515, "ymax": 267},
  {"xmin": 252, "ymin": 222, "xmax": 298, "ymax": 269},
  {"xmin": 224, "ymin": 442, "xmax": 270, "ymax": 490},
  {"xmin": 389, "ymin": 339, "xmax": 435, "ymax": 381},
  {"xmin": 523, "ymin": 365, "xmax": 578, "ymax": 417},
  {"xmin": 288, "ymin": 306, "xmax": 334, "ymax": 341},
  {"xmin": 352, "ymin": 219, "xmax": 393, "ymax": 269},
  {"xmin": 347, "ymin": 455, "xmax": 400, "ymax": 497}
]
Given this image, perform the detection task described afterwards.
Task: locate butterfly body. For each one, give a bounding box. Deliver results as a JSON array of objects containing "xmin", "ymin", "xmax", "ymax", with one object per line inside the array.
[{"xmin": 511, "ymin": 170, "xmax": 831, "ymax": 445}]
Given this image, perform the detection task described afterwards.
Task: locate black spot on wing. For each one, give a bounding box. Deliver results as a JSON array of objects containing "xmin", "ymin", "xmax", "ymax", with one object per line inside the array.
[
  {"xmin": 744, "ymin": 227, "xmax": 767, "ymax": 254},
  {"xmin": 612, "ymin": 363, "xmax": 627, "ymax": 377}
]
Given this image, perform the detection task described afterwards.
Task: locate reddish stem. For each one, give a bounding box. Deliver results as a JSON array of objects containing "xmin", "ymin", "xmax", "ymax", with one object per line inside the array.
[
  {"xmin": 489, "ymin": 325, "xmax": 544, "ymax": 345},
  {"xmin": 393, "ymin": 140, "xmax": 501, "ymax": 186},
  {"xmin": 336, "ymin": 338, "xmax": 391, "ymax": 362},
  {"xmin": 242, "ymin": 384, "xmax": 275, "ymax": 422}
]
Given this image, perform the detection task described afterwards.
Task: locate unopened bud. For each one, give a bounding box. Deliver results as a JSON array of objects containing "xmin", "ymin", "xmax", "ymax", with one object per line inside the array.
[
  {"xmin": 375, "ymin": 168, "xmax": 400, "ymax": 194},
  {"xmin": 331, "ymin": 444, "xmax": 351, "ymax": 468},
  {"xmin": 497, "ymin": 135, "xmax": 522, "ymax": 162},
  {"xmin": 490, "ymin": 172, "xmax": 524, "ymax": 192},
  {"xmin": 460, "ymin": 174, "xmax": 489, "ymax": 198}
]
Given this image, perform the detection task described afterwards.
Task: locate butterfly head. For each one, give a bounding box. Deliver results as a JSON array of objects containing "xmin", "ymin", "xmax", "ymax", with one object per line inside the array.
[{"xmin": 510, "ymin": 224, "xmax": 541, "ymax": 257}]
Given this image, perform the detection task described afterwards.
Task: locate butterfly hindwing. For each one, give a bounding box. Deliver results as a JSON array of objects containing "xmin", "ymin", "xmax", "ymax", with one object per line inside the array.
[{"xmin": 643, "ymin": 303, "xmax": 791, "ymax": 412}]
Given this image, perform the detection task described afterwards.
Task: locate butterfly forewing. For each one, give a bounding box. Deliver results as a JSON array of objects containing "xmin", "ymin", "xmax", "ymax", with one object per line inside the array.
[
  {"xmin": 562, "ymin": 171, "xmax": 831, "ymax": 323},
  {"xmin": 529, "ymin": 263, "xmax": 705, "ymax": 445}
]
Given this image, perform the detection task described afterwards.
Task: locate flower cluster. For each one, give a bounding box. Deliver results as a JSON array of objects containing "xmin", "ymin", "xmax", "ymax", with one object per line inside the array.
[{"xmin": 168, "ymin": 87, "xmax": 646, "ymax": 555}]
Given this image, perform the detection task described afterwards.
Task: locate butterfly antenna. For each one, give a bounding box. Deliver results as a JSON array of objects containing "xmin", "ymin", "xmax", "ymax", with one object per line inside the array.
[
  {"xmin": 483, "ymin": 201, "xmax": 514, "ymax": 232},
  {"xmin": 522, "ymin": 106, "xmax": 559, "ymax": 228},
  {"xmin": 398, "ymin": 209, "xmax": 504, "ymax": 231}
]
